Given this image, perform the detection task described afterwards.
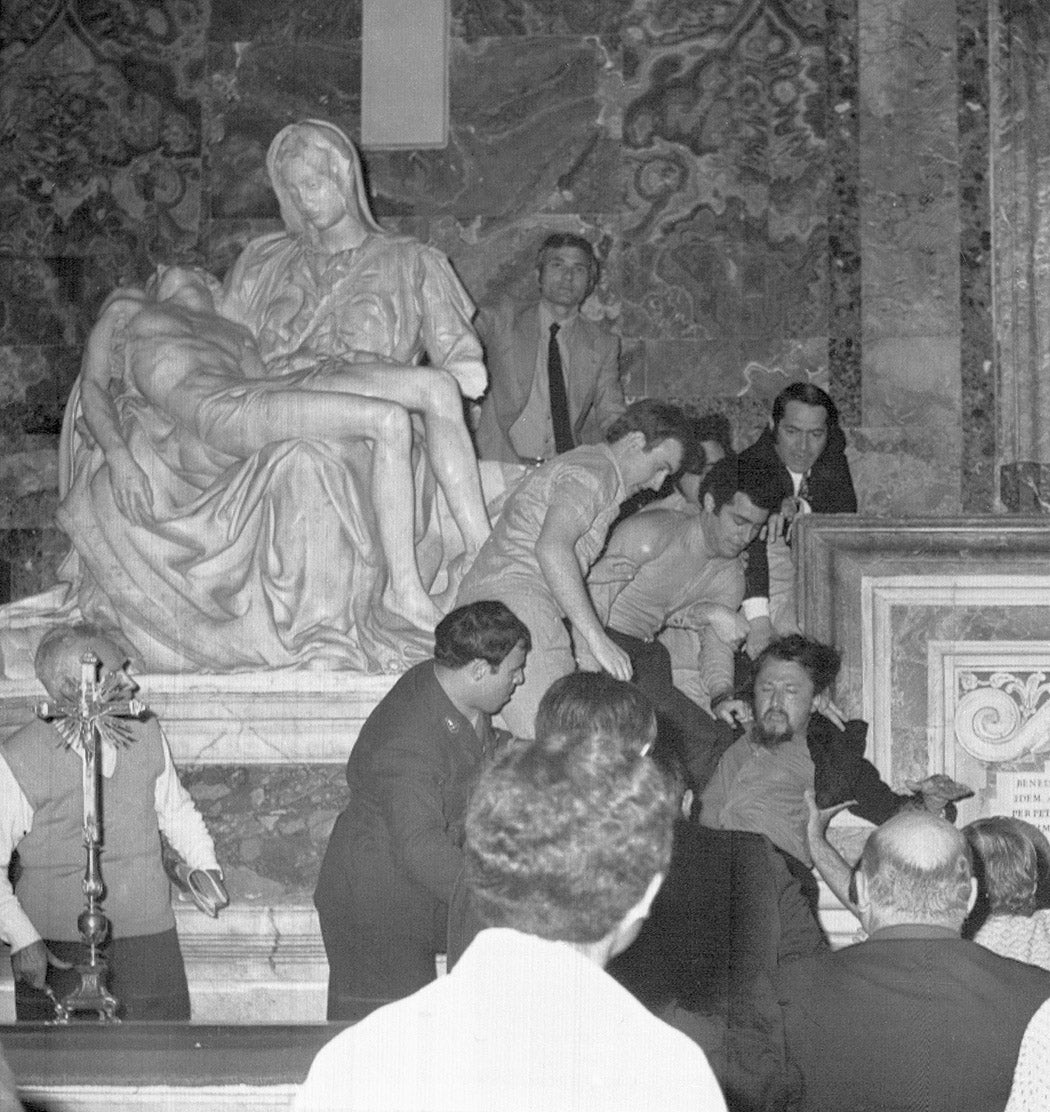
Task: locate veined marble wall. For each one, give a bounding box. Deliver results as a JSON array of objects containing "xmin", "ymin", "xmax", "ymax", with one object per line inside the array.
[{"xmin": 0, "ymin": 0, "xmax": 1004, "ymax": 601}]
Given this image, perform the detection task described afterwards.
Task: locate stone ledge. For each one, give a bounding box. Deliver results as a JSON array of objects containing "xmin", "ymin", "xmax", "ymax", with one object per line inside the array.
[
  {"xmin": 18, "ymin": 1083, "xmax": 298, "ymax": 1111},
  {"xmin": 0, "ymin": 671, "xmax": 399, "ymax": 764}
]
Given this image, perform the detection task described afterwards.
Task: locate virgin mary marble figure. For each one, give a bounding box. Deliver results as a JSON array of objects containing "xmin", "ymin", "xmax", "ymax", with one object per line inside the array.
[{"xmin": 6, "ymin": 122, "xmax": 498, "ymax": 675}]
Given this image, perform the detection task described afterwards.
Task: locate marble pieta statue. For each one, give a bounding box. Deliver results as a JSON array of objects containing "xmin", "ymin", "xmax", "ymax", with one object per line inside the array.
[{"xmin": 0, "ymin": 121, "xmax": 498, "ymax": 675}]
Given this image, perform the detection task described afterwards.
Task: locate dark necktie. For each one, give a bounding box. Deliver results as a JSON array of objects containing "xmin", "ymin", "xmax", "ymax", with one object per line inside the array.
[{"xmin": 547, "ymin": 322, "xmax": 575, "ymax": 454}]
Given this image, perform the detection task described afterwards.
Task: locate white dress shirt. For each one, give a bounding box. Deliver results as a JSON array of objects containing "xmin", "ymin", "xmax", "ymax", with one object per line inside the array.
[{"xmin": 296, "ymin": 927, "xmax": 727, "ymax": 1112}]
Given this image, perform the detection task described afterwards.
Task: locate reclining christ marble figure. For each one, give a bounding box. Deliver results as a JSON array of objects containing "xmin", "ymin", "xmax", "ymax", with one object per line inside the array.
[{"xmin": 24, "ymin": 120, "xmax": 494, "ymax": 675}]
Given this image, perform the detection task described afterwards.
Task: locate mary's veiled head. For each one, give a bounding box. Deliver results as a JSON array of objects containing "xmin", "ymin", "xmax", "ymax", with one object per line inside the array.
[{"xmin": 266, "ymin": 120, "xmax": 383, "ymax": 239}]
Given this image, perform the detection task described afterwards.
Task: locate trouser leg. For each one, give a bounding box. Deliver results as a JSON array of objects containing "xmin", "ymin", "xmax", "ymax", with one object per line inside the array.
[
  {"xmin": 320, "ymin": 915, "xmax": 438, "ymax": 1022},
  {"xmin": 607, "ymin": 627, "xmax": 737, "ymax": 792}
]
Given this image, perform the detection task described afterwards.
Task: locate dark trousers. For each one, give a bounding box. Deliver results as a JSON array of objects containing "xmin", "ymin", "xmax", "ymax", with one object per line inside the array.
[
  {"xmin": 319, "ymin": 911, "xmax": 441, "ymax": 1022},
  {"xmin": 14, "ymin": 927, "xmax": 190, "ymax": 1022},
  {"xmin": 606, "ymin": 627, "xmax": 738, "ymax": 792}
]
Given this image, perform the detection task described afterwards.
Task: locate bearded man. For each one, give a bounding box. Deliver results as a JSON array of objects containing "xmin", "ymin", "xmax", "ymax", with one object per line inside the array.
[{"xmin": 697, "ymin": 635, "xmax": 967, "ymax": 918}]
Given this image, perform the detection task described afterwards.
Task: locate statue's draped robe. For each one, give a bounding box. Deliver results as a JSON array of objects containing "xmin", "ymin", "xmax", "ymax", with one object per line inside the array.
[{"xmin": 54, "ymin": 235, "xmax": 490, "ymax": 674}]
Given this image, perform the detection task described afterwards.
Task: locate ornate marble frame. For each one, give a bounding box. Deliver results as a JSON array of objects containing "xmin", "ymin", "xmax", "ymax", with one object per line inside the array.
[{"xmin": 797, "ymin": 515, "xmax": 1050, "ymax": 829}]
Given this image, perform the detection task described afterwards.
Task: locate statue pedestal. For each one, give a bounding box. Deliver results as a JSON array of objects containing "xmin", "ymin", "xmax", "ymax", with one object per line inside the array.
[
  {"xmin": 0, "ymin": 668, "xmax": 400, "ymax": 1023},
  {"xmin": 0, "ymin": 665, "xmax": 859, "ymax": 1024},
  {"xmin": 0, "ymin": 669, "xmax": 399, "ymax": 764}
]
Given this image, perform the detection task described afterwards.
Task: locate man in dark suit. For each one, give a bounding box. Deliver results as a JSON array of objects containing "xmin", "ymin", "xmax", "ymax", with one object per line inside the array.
[
  {"xmin": 737, "ymin": 382, "xmax": 857, "ymax": 657},
  {"xmin": 775, "ymin": 809, "xmax": 1050, "ymax": 1112},
  {"xmin": 313, "ymin": 601, "xmax": 529, "ymax": 1020},
  {"xmin": 474, "ymin": 232, "xmax": 624, "ymax": 463}
]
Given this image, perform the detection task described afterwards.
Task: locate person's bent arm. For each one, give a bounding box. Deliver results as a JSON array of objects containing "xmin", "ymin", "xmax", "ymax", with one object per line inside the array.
[
  {"xmin": 804, "ymin": 789, "xmax": 859, "ymax": 918},
  {"xmin": 536, "ymin": 502, "xmax": 631, "ymax": 681},
  {"xmin": 0, "ymin": 757, "xmax": 73, "ymax": 988}
]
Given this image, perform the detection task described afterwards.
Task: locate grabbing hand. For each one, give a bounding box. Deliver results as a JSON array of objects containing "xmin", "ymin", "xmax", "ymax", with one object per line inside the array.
[
  {"xmin": 11, "ymin": 940, "xmax": 72, "ymax": 991},
  {"xmin": 745, "ymin": 615, "xmax": 774, "ymax": 660},
  {"xmin": 587, "ymin": 633, "xmax": 633, "ymax": 682},
  {"xmin": 814, "ymin": 693, "xmax": 848, "ymax": 731},
  {"xmin": 108, "ymin": 449, "xmax": 153, "ymax": 525},
  {"xmin": 714, "ymin": 697, "xmax": 751, "ymax": 727},
  {"xmin": 588, "ymin": 555, "xmax": 639, "ymax": 587},
  {"xmin": 905, "ymin": 774, "xmax": 974, "ymax": 815},
  {"xmin": 691, "ymin": 603, "xmax": 749, "ymax": 648}
]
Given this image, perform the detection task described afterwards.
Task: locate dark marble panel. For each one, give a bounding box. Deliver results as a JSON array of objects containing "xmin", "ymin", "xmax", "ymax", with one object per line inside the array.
[
  {"xmin": 0, "ymin": 344, "xmax": 80, "ymax": 444},
  {"xmin": 826, "ymin": 0, "xmax": 861, "ymax": 426},
  {"xmin": 957, "ymin": 0, "xmax": 994, "ymax": 514},
  {"xmin": 205, "ymin": 41, "xmax": 360, "ymax": 226},
  {"xmin": 0, "ymin": 527, "xmax": 69, "ymax": 604},
  {"xmin": 0, "ymin": 259, "xmax": 121, "ymax": 351},
  {"xmin": 210, "ymin": 0, "xmax": 363, "ymax": 43},
  {"xmin": 2, "ymin": 0, "xmax": 206, "ymax": 59},
  {"xmin": 209, "ymin": 36, "xmax": 613, "ymax": 223},
  {"xmin": 619, "ymin": 3, "xmax": 828, "ymax": 397},
  {"xmin": 1000, "ymin": 463, "xmax": 1050, "ymax": 514},
  {"xmin": 179, "ymin": 765, "xmax": 348, "ymax": 902},
  {"xmin": 452, "ymin": 0, "xmax": 631, "ymax": 40},
  {"xmin": 2, "ymin": 1, "xmax": 205, "ymax": 266}
]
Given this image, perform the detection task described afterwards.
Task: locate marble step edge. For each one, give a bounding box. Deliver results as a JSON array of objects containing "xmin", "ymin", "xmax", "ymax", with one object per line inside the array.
[
  {"xmin": 173, "ymin": 903, "xmax": 326, "ymax": 969},
  {"xmin": 0, "ymin": 671, "xmax": 399, "ymax": 764},
  {"xmin": 0, "ymin": 904, "xmax": 328, "ymax": 982},
  {"xmin": 17, "ymin": 1084, "xmax": 298, "ymax": 1111}
]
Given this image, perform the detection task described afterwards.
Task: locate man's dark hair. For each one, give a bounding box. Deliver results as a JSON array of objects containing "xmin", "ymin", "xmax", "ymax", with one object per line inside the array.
[
  {"xmin": 754, "ymin": 634, "xmax": 841, "ymax": 696},
  {"xmin": 606, "ymin": 400, "xmax": 690, "ymax": 453},
  {"xmin": 771, "ymin": 382, "xmax": 839, "ymax": 430},
  {"xmin": 536, "ymin": 232, "xmax": 600, "ymax": 289},
  {"xmin": 693, "ymin": 412, "xmax": 734, "ymax": 457},
  {"xmin": 433, "ymin": 601, "xmax": 531, "ymax": 670},
  {"xmin": 699, "ymin": 454, "xmax": 780, "ymax": 514},
  {"xmin": 965, "ymin": 816, "xmax": 1040, "ymax": 917},
  {"xmin": 465, "ymin": 699, "xmax": 674, "ymax": 942},
  {"xmin": 534, "ymin": 672, "xmax": 657, "ymax": 755},
  {"xmin": 861, "ymin": 812, "xmax": 973, "ymax": 925}
]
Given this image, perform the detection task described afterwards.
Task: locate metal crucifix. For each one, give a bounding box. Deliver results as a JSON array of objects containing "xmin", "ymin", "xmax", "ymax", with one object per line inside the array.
[{"xmin": 35, "ymin": 652, "xmax": 148, "ymax": 1023}]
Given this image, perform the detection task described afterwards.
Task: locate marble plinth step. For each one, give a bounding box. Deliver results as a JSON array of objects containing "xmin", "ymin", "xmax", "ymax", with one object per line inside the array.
[
  {"xmin": 0, "ymin": 902, "xmax": 330, "ymax": 1025},
  {"xmin": 1, "ymin": 884, "xmax": 857, "ymax": 1028},
  {"xmin": 0, "ymin": 670, "xmax": 398, "ymax": 764},
  {"xmin": 3, "ymin": 1022, "xmax": 331, "ymax": 1112}
]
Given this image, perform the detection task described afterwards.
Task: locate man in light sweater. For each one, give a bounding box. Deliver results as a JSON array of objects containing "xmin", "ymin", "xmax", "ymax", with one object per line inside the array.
[
  {"xmin": 586, "ymin": 455, "xmax": 778, "ymax": 790},
  {"xmin": 0, "ymin": 622, "xmax": 225, "ymax": 1021}
]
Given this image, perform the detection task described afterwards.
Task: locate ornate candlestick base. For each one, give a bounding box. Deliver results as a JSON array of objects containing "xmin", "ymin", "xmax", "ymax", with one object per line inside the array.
[{"xmin": 54, "ymin": 907, "xmax": 120, "ymax": 1024}]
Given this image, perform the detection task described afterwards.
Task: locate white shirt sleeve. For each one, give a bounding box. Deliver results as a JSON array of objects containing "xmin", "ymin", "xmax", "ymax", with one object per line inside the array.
[
  {"xmin": 0, "ymin": 755, "xmax": 43, "ymax": 953},
  {"xmin": 742, "ymin": 596, "xmax": 771, "ymax": 620},
  {"xmin": 153, "ymin": 727, "xmax": 220, "ymax": 873}
]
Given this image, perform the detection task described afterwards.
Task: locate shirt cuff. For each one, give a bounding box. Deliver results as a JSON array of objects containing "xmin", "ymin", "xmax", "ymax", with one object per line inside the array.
[{"xmin": 742, "ymin": 597, "xmax": 770, "ymax": 621}]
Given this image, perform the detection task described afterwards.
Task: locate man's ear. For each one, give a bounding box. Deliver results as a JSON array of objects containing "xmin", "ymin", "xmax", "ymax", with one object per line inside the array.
[
  {"xmin": 623, "ymin": 429, "xmax": 646, "ymax": 454},
  {"xmin": 966, "ymin": 876, "xmax": 978, "ymax": 916},
  {"xmin": 469, "ymin": 658, "xmax": 490, "ymax": 682}
]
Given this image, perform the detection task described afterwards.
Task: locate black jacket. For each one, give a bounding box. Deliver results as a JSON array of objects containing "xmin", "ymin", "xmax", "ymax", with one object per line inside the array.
[
  {"xmin": 738, "ymin": 425, "xmax": 857, "ymax": 604},
  {"xmin": 808, "ymin": 713, "xmax": 908, "ymax": 825}
]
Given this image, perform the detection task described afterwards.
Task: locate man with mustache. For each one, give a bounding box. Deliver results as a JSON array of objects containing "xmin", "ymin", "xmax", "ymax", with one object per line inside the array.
[{"xmin": 698, "ymin": 635, "xmax": 967, "ymax": 918}]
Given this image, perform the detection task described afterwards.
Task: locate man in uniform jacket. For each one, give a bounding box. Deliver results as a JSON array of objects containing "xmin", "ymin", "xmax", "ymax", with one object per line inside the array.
[{"xmin": 314, "ymin": 601, "xmax": 529, "ymax": 1020}]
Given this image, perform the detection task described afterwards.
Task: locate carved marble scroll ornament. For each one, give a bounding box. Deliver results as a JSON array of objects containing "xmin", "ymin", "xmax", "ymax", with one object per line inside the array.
[{"xmin": 954, "ymin": 673, "xmax": 1050, "ymax": 764}]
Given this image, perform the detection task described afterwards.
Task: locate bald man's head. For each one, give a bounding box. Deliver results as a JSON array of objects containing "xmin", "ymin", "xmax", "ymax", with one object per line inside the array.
[{"xmin": 858, "ymin": 810, "xmax": 975, "ymax": 931}]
